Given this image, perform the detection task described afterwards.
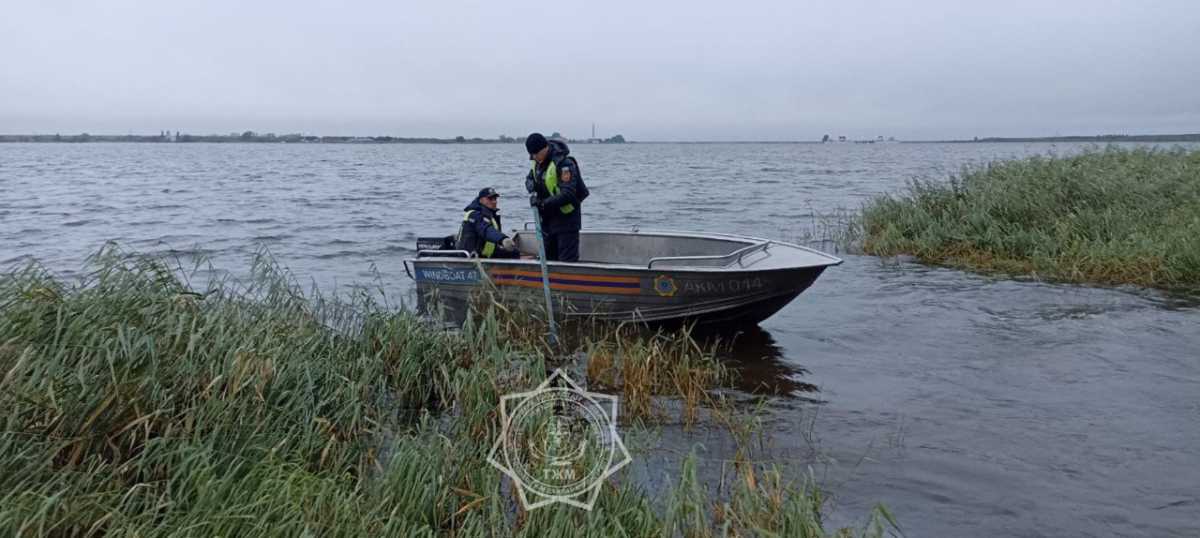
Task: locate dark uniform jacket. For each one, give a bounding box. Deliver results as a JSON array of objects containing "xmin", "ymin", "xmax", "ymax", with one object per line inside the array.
[
  {"xmin": 456, "ymin": 199, "xmax": 506, "ymax": 256},
  {"xmin": 526, "ymin": 139, "xmax": 588, "ymax": 234}
]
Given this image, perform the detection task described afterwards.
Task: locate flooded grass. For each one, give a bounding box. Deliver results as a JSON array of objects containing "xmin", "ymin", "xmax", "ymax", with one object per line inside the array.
[
  {"xmin": 0, "ymin": 246, "xmax": 897, "ymax": 537},
  {"xmin": 782, "ymin": 207, "xmax": 864, "ymax": 255},
  {"xmin": 861, "ymin": 146, "xmax": 1200, "ymax": 290},
  {"xmin": 585, "ymin": 325, "xmax": 727, "ymax": 427}
]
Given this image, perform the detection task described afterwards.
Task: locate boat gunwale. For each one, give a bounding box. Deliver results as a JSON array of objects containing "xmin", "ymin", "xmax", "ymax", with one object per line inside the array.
[{"xmin": 406, "ymin": 228, "xmax": 843, "ymax": 275}]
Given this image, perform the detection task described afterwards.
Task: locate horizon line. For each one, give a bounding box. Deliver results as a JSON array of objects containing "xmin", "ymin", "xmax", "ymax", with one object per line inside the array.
[{"xmin": 2, "ymin": 131, "xmax": 1199, "ymax": 144}]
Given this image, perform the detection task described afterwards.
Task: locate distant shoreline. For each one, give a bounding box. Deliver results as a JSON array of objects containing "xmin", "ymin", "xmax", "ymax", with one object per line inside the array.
[
  {"xmin": 2, "ymin": 133, "xmax": 1198, "ymax": 144},
  {"xmin": 0, "ymin": 132, "xmax": 626, "ymax": 145},
  {"xmin": 641, "ymin": 133, "xmax": 1200, "ymax": 143},
  {"xmin": 912, "ymin": 133, "xmax": 1200, "ymax": 143}
]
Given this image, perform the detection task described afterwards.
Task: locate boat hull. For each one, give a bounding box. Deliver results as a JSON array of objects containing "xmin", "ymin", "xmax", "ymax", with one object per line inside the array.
[{"xmin": 411, "ymin": 260, "xmax": 829, "ymax": 327}]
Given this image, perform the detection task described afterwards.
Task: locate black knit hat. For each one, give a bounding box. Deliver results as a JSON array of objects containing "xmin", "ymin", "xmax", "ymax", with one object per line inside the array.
[
  {"xmin": 478, "ymin": 187, "xmax": 499, "ymax": 199},
  {"xmin": 524, "ymin": 132, "xmax": 548, "ymax": 156}
]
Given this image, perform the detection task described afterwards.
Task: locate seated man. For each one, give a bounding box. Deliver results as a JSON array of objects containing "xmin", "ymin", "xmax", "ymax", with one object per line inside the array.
[{"xmin": 456, "ymin": 187, "xmax": 519, "ymax": 258}]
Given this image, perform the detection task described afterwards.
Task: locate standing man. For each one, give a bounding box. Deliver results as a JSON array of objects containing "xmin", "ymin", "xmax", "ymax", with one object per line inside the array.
[{"xmin": 524, "ymin": 132, "xmax": 589, "ymax": 262}]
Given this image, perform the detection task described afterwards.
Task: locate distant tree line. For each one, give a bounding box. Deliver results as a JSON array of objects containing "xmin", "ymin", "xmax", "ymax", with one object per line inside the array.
[
  {"xmin": 0, "ymin": 131, "xmax": 631, "ymax": 144},
  {"xmin": 958, "ymin": 133, "xmax": 1200, "ymax": 143}
]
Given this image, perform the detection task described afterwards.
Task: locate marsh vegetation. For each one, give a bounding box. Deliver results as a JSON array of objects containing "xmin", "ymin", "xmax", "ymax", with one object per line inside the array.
[
  {"xmin": 0, "ymin": 246, "xmax": 897, "ymax": 537},
  {"xmin": 861, "ymin": 146, "xmax": 1200, "ymax": 291}
]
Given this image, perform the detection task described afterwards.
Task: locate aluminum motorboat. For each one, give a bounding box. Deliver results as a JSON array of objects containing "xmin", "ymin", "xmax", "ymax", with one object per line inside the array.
[{"xmin": 405, "ymin": 229, "xmax": 841, "ymax": 326}]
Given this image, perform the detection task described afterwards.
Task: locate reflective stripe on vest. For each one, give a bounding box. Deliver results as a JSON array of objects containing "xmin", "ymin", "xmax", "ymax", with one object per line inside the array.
[
  {"xmin": 531, "ymin": 160, "xmax": 575, "ymax": 214},
  {"xmin": 462, "ymin": 210, "xmax": 498, "ymax": 257}
]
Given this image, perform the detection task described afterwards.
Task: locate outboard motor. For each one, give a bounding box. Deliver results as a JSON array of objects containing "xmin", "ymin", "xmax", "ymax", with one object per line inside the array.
[{"xmin": 416, "ymin": 234, "xmax": 457, "ymax": 256}]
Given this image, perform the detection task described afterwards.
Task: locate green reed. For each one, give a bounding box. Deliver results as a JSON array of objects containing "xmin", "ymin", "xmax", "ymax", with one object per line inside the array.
[
  {"xmin": 862, "ymin": 146, "xmax": 1200, "ymax": 290},
  {"xmin": 0, "ymin": 245, "xmax": 895, "ymax": 537}
]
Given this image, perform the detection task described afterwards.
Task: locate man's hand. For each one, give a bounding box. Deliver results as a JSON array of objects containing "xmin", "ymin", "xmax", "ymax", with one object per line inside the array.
[
  {"xmin": 501, "ymin": 237, "xmax": 516, "ymax": 250},
  {"xmin": 529, "ymin": 193, "xmax": 543, "ymax": 208}
]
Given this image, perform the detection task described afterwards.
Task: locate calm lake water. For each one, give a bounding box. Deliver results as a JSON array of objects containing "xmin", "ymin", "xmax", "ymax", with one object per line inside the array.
[{"xmin": 3, "ymin": 142, "xmax": 1198, "ymax": 537}]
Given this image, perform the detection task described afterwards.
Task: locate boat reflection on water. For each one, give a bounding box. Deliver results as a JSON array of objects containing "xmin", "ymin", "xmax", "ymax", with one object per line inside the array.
[{"xmin": 699, "ymin": 326, "xmax": 823, "ymax": 402}]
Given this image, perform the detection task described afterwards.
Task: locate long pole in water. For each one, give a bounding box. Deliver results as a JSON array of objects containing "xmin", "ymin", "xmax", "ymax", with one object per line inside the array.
[{"xmin": 530, "ymin": 201, "xmax": 560, "ymax": 346}]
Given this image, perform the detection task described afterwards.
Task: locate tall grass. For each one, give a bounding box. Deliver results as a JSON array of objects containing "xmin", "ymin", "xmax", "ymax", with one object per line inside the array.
[
  {"xmin": 0, "ymin": 245, "xmax": 896, "ymax": 537},
  {"xmin": 585, "ymin": 324, "xmax": 726, "ymax": 427},
  {"xmin": 862, "ymin": 146, "xmax": 1200, "ymax": 290},
  {"xmin": 785, "ymin": 207, "xmax": 864, "ymax": 255}
]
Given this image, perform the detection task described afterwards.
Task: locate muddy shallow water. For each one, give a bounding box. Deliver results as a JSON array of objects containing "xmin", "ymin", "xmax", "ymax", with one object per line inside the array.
[{"xmin": 3, "ymin": 141, "xmax": 1198, "ymax": 536}]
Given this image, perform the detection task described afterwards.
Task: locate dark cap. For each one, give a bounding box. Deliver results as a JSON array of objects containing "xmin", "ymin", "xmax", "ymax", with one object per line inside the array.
[
  {"xmin": 524, "ymin": 132, "xmax": 548, "ymax": 156},
  {"xmin": 478, "ymin": 187, "xmax": 499, "ymax": 199}
]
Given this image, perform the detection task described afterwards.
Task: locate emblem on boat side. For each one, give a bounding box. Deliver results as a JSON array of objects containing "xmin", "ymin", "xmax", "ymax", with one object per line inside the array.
[
  {"xmin": 653, "ymin": 274, "xmax": 677, "ymax": 297},
  {"xmin": 488, "ymin": 369, "xmax": 631, "ymax": 511}
]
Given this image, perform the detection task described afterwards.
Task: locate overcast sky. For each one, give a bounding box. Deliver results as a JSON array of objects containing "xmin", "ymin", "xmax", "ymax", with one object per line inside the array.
[{"xmin": 2, "ymin": 0, "xmax": 1198, "ymax": 141}]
